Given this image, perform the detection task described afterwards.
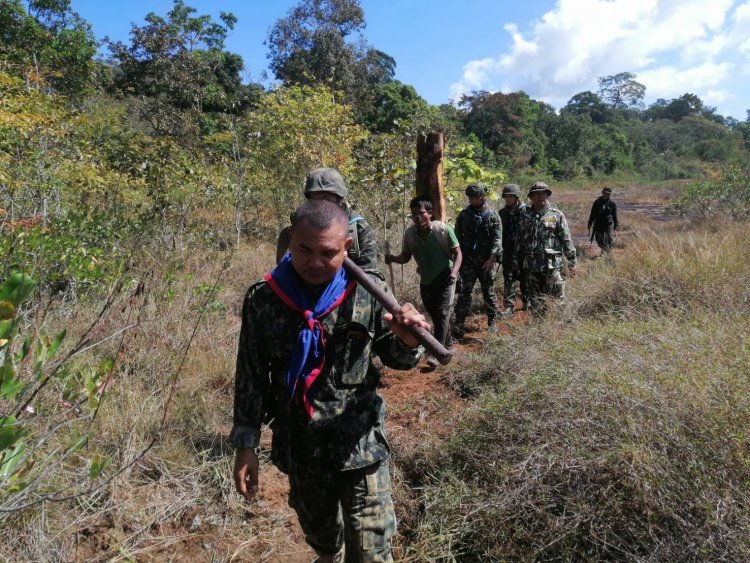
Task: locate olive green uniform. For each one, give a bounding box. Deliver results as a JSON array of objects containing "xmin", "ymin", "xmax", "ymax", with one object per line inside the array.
[{"xmin": 514, "ymin": 203, "xmax": 576, "ymax": 316}]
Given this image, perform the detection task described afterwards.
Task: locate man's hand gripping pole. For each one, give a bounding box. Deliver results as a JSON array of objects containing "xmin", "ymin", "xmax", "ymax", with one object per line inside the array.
[{"xmin": 343, "ymin": 257, "xmax": 453, "ymax": 365}]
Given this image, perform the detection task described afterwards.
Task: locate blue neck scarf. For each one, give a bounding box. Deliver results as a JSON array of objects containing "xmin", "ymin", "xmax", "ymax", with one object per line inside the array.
[{"xmin": 264, "ymin": 254, "xmax": 356, "ymax": 417}]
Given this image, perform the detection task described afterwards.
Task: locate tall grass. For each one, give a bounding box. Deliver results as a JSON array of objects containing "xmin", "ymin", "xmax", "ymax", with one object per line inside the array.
[{"xmin": 402, "ymin": 223, "xmax": 750, "ymax": 561}]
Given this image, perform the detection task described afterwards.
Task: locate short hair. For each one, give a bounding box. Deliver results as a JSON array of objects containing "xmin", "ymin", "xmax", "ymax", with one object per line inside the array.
[
  {"xmin": 291, "ymin": 199, "xmax": 349, "ymax": 233},
  {"xmin": 409, "ymin": 197, "xmax": 433, "ymax": 212}
]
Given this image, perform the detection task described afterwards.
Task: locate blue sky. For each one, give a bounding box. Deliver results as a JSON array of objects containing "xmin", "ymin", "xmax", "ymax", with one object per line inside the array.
[{"xmin": 71, "ymin": 0, "xmax": 750, "ymax": 120}]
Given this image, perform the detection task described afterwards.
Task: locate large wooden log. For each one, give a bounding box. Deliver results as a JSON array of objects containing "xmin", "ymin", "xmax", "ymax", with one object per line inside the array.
[{"xmin": 416, "ymin": 132, "xmax": 446, "ymax": 221}]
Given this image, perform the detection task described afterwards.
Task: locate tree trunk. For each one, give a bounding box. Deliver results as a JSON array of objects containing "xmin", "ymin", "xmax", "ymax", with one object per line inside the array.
[{"xmin": 416, "ymin": 133, "xmax": 446, "ymax": 221}]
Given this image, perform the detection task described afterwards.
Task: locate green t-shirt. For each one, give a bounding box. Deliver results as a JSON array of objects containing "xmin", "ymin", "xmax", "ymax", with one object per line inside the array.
[{"xmin": 402, "ymin": 221, "xmax": 459, "ymax": 285}]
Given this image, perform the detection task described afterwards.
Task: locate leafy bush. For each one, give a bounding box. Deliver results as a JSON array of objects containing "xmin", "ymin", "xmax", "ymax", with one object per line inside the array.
[{"xmin": 670, "ymin": 165, "xmax": 750, "ymax": 221}]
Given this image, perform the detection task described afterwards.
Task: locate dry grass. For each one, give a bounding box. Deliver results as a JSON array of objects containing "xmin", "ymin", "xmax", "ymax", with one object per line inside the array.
[
  {"xmin": 0, "ymin": 239, "xmax": 305, "ymax": 562},
  {"xmin": 400, "ymin": 223, "xmax": 750, "ymax": 561}
]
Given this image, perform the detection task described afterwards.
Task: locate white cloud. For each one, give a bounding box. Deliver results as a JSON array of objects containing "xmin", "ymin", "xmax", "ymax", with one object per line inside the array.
[{"xmin": 449, "ymin": 0, "xmax": 747, "ymax": 115}]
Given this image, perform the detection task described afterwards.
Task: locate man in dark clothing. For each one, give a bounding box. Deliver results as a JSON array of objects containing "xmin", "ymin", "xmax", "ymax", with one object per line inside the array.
[
  {"xmin": 497, "ymin": 183, "xmax": 527, "ymax": 317},
  {"xmin": 587, "ymin": 186, "xmax": 619, "ymax": 254},
  {"xmin": 232, "ymin": 199, "xmax": 428, "ymax": 563},
  {"xmin": 452, "ymin": 182, "xmax": 502, "ymax": 333}
]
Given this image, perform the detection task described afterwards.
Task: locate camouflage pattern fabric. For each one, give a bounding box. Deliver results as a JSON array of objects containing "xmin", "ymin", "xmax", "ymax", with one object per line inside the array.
[
  {"xmin": 523, "ymin": 270, "xmax": 565, "ymax": 317},
  {"xmin": 288, "ymin": 461, "xmax": 396, "ymax": 562},
  {"xmin": 498, "ymin": 202, "xmax": 527, "ymax": 311},
  {"xmin": 454, "ymin": 254, "xmax": 498, "ymax": 324},
  {"xmin": 515, "ymin": 203, "xmax": 576, "ymax": 316},
  {"xmin": 230, "ymin": 272, "xmax": 421, "ymax": 473},
  {"xmin": 453, "ymin": 204, "xmax": 502, "ymax": 324},
  {"xmin": 231, "ymin": 271, "xmax": 418, "ymax": 562},
  {"xmin": 454, "ymin": 204, "xmax": 502, "ymax": 260}
]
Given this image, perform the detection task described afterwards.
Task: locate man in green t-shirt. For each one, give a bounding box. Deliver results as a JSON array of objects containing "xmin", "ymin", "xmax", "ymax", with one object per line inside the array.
[{"xmin": 385, "ymin": 197, "xmax": 462, "ymax": 366}]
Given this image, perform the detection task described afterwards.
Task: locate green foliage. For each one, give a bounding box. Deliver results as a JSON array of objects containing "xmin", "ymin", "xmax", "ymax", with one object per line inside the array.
[
  {"xmin": 267, "ymin": 0, "xmax": 396, "ymax": 118},
  {"xmin": 0, "ymin": 272, "xmax": 113, "ymax": 514},
  {"xmin": 670, "ymin": 164, "xmax": 750, "ymax": 221},
  {"xmin": 597, "ymin": 71, "xmax": 646, "ymax": 109},
  {"xmin": 0, "ymin": 0, "xmax": 97, "ymax": 94},
  {"xmin": 443, "ymin": 142, "xmax": 505, "ymax": 207},
  {"xmin": 106, "ymin": 0, "xmax": 249, "ymax": 136},
  {"xmin": 240, "ymin": 84, "xmax": 367, "ymax": 228},
  {"xmin": 360, "ymin": 80, "xmax": 435, "ymax": 133}
]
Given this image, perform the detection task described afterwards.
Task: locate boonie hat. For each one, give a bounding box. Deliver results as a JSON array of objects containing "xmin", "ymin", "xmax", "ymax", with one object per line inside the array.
[{"xmin": 527, "ymin": 181, "xmax": 552, "ymax": 196}]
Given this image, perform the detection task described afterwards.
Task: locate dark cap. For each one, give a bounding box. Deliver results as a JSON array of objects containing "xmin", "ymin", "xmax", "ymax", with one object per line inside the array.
[
  {"xmin": 527, "ymin": 181, "xmax": 552, "ymax": 196},
  {"xmin": 465, "ymin": 182, "xmax": 488, "ymax": 197},
  {"xmin": 602, "ymin": 186, "xmax": 613, "ymax": 194}
]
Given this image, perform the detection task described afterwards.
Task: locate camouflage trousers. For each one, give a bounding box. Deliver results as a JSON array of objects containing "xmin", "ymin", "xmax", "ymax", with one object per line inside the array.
[
  {"xmin": 522, "ymin": 269, "xmax": 565, "ymax": 317},
  {"xmin": 501, "ymin": 261, "xmax": 526, "ymax": 312},
  {"xmin": 288, "ymin": 461, "xmax": 396, "ymax": 563},
  {"xmin": 454, "ymin": 257, "xmax": 498, "ymax": 324}
]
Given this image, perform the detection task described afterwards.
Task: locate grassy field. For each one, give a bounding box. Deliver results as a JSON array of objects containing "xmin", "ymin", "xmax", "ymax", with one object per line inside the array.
[{"xmin": 2, "ymin": 181, "xmax": 749, "ymax": 561}]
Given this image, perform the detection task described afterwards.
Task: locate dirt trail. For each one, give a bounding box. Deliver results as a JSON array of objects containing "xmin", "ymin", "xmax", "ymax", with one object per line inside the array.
[{"xmin": 74, "ymin": 185, "xmax": 677, "ymax": 562}]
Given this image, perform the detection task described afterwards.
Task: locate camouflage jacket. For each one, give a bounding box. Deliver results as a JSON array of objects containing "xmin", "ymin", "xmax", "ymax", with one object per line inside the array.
[
  {"xmin": 514, "ymin": 203, "xmax": 576, "ymax": 273},
  {"xmin": 498, "ymin": 202, "xmax": 527, "ymax": 266},
  {"xmin": 275, "ymin": 209, "xmax": 379, "ymax": 272},
  {"xmin": 454, "ymin": 204, "xmax": 502, "ymax": 261},
  {"xmin": 230, "ymin": 273, "xmax": 421, "ymax": 473}
]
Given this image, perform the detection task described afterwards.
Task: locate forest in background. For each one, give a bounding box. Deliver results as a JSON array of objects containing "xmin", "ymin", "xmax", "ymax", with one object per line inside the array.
[{"xmin": 2, "ymin": 1, "xmax": 750, "ymax": 560}]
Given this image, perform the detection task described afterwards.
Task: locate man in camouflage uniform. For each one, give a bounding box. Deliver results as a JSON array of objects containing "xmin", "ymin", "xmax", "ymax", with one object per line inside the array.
[
  {"xmin": 452, "ymin": 182, "xmax": 502, "ymax": 334},
  {"xmin": 232, "ymin": 199, "xmax": 427, "ymax": 563},
  {"xmin": 587, "ymin": 186, "xmax": 619, "ymax": 254},
  {"xmin": 276, "ymin": 168, "xmax": 379, "ymax": 271},
  {"xmin": 514, "ymin": 181, "xmax": 576, "ymax": 317},
  {"xmin": 497, "ymin": 183, "xmax": 527, "ymax": 317}
]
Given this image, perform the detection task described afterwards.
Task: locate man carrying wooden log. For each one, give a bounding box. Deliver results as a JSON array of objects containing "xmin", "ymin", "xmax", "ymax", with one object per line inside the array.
[{"xmin": 232, "ymin": 199, "xmax": 428, "ymax": 563}]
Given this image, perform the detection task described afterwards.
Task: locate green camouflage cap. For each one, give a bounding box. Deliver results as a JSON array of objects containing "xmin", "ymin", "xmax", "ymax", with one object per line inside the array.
[
  {"xmin": 304, "ymin": 168, "xmax": 348, "ymax": 199},
  {"xmin": 465, "ymin": 182, "xmax": 488, "ymax": 197},
  {"xmin": 527, "ymin": 181, "xmax": 552, "ymax": 196},
  {"xmin": 602, "ymin": 186, "xmax": 613, "ymax": 194},
  {"xmin": 502, "ymin": 183, "xmax": 522, "ymax": 198}
]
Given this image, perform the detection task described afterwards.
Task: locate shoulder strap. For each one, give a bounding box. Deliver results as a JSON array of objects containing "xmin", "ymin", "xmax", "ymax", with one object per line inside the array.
[
  {"xmin": 348, "ymin": 215, "xmax": 363, "ymax": 257},
  {"xmin": 432, "ymin": 221, "xmax": 453, "ymax": 258}
]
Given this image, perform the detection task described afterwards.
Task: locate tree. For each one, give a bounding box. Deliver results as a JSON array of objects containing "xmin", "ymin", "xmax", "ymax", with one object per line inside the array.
[
  {"xmin": 241, "ymin": 85, "xmax": 367, "ymax": 228},
  {"xmin": 562, "ymin": 91, "xmax": 611, "ymax": 124},
  {"xmin": 0, "ymin": 0, "xmax": 97, "ymax": 94},
  {"xmin": 361, "ymin": 80, "xmax": 434, "ymax": 133},
  {"xmin": 597, "ymin": 72, "xmax": 646, "ymax": 109},
  {"xmin": 266, "ymin": 0, "xmax": 396, "ymax": 117},
  {"xmin": 107, "ymin": 0, "xmax": 248, "ymax": 136},
  {"xmin": 459, "ymin": 90, "xmax": 551, "ymax": 170}
]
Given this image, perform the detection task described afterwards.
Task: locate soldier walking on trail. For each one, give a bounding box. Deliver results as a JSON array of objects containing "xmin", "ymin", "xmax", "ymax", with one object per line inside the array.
[
  {"xmin": 384, "ymin": 197, "xmax": 462, "ymax": 367},
  {"xmin": 587, "ymin": 186, "xmax": 619, "ymax": 254},
  {"xmin": 232, "ymin": 199, "xmax": 428, "ymax": 563},
  {"xmin": 276, "ymin": 168, "xmax": 379, "ymax": 271},
  {"xmin": 515, "ymin": 181, "xmax": 576, "ymax": 317},
  {"xmin": 498, "ymin": 183, "xmax": 528, "ymax": 318},
  {"xmin": 452, "ymin": 182, "xmax": 502, "ymax": 334}
]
